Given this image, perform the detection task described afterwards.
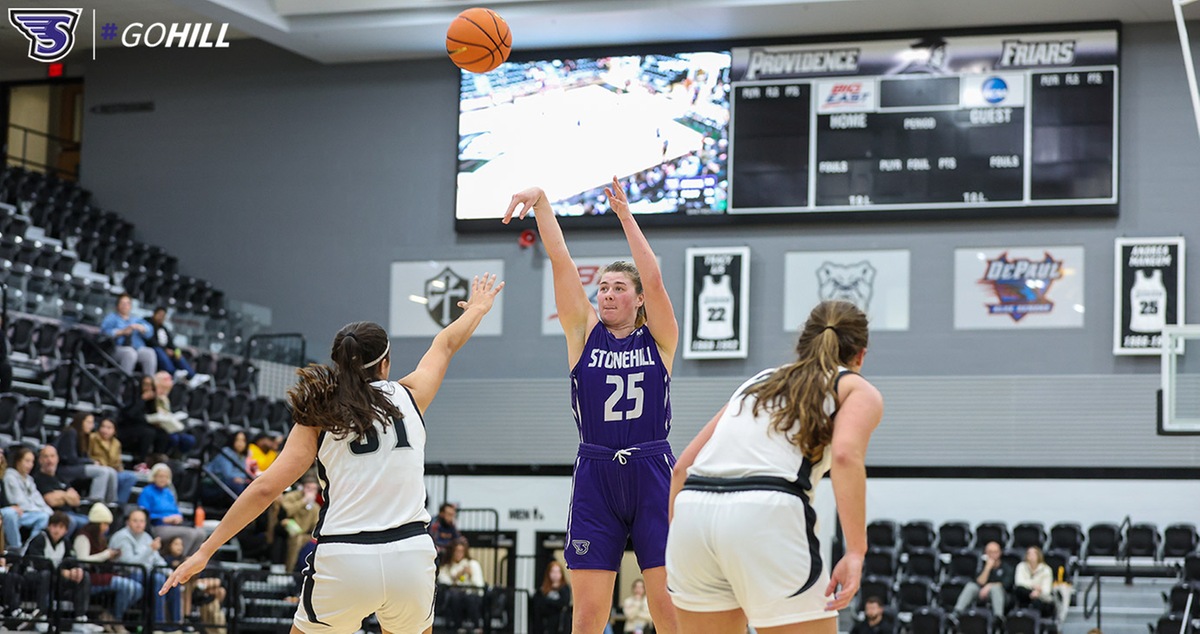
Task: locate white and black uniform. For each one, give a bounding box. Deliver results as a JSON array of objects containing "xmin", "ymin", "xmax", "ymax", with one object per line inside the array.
[
  {"xmin": 666, "ymin": 366, "xmax": 852, "ymax": 627},
  {"xmin": 295, "ymin": 380, "xmax": 436, "ymax": 634},
  {"xmin": 696, "ymin": 275, "xmax": 735, "ymax": 341},
  {"xmin": 1129, "ymin": 269, "xmax": 1167, "ymax": 333}
]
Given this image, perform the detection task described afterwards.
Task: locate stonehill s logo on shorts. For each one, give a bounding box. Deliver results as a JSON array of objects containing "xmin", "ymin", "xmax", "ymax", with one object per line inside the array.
[
  {"xmin": 571, "ymin": 540, "xmax": 590, "ymax": 555},
  {"xmin": 9, "ymin": 8, "xmax": 81, "ymax": 62}
]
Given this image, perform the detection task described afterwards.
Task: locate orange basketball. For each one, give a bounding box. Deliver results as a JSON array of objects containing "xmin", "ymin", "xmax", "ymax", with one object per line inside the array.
[{"xmin": 446, "ymin": 7, "xmax": 512, "ymax": 74}]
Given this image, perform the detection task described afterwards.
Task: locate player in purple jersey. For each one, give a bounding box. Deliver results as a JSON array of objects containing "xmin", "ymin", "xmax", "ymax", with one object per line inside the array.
[{"xmin": 505, "ymin": 177, "xmax": 679, "ymax": 634}]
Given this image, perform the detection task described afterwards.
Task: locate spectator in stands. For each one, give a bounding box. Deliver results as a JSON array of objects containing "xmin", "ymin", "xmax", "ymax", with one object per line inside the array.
[
  {"xmin": 137, "ymin": 463, "xmax": 206, "ymax": 556},
  {"xmin": 54, "ymin": 412, "xmax": 125, "ymax": 504},
  {"xmin": 851, "ymin": 596, "xmax": 895, "ymax": 634},
  {"xmin": 531, "ymin": 560, "xmax": 571, "ymax": 634},
  {"xmin": 150, "ymin": 372, "xmax": 196, "ymax": 456},
  {"xmin": 110, "ymin": 508, "xmax": 182, "ymax": 628},
  {"xmin": 101, "ymin": 294, "xmax": 156, "ymax": 376},
  {"xmin": 622, "ymin": 579, "xmax": 652, "ymax": 634},
  {"xmin": 276, "ymin": 476, "xmax": 322, "ymax": 571},
  {"xmin": 118, "ymin": 375, "xmax": 170, "ymax": 462},
  {"xmin": 205, "ymin": 431, "xmax": 253, "ymax": 495},
  {"xmin": 438, "ymin": 537, "xmax": 486, "ymax": 633},
  {"xmin": 88, "ymin": 417, "xmax": 137, "ymax": 504},
  {"xmin": 73, "ymin": 503, "xmax": 141, "ymax": 634},
  {"xmin": 954, "ymin": 541, "xmax": 1010, "ymax": 618},
  {"xmin": 429, "ymin": 502, "xmax": 461, "ymax": 557},
  {"xmin": 32, "ymin": 445, "xmax": 89, "ymax": 533},
  {"xmin": 147, "ymin": 307, "xmax": 209, "ymax": 388},
  {"xmin": 2, "ymin": 449, "xmax": 51, "ymax": 549},
  {"xmin": 23, "ymin": 511, "xmax": 93, "ymax": 629},
  {"xmin": 1014, "ymin": 545, "xmax": 1054, "ymax": 616},
  {"xmin": 247, "ymin": 433, "xmax": 279, "ymax": 473}
]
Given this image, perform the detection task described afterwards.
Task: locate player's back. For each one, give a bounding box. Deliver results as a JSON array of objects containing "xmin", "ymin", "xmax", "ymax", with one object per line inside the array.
[{"xmin": 313, "ymin": 380, "xmax": 430, "ymax": 538}]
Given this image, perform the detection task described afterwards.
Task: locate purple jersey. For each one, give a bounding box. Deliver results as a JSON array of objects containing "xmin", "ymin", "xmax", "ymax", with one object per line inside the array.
[{"xmin": 570, "ymin": 322, "xmax": 671, "ymax": 448}]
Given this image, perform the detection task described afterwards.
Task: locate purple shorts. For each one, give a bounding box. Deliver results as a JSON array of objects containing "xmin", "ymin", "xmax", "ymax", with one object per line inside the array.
[{"xmin": 565, "ymin": 440, "xmax": 675, "ymax": 572}]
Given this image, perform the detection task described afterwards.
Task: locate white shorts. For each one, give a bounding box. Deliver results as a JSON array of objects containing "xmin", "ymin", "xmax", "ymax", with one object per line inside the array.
[
  {"xmin": 294, "ymin": 535, "xmax": 437, "ymax": 634},
  {"xmin": 666, "ymin": 489, "xmax": 838, "ymax": 628}
]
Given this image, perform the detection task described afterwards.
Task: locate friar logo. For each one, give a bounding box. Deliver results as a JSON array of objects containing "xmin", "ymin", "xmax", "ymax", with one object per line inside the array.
[
  {"xmin": 816, "ymin": 261, "xmax": 876, "ymax": 311},
  {"xmin": 425, "ymin": 267, "xmax": 468, "ymax": 327},
  {"xmin": 9, "ymin": 9, "xmax": 81, "ymax": 63}
]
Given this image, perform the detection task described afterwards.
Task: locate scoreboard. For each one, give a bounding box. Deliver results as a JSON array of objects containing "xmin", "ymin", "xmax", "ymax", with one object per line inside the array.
[{"xmin": 728, "ymin": 26, "xmax": 1118, "ymax": 217}]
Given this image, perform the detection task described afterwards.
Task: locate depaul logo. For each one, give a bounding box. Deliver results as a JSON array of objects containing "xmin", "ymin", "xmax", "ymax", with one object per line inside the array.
[
  {"xmin": 981, "ymin": 76, "xmax": 1008, "ymax": 104},
  {"xmin": 9, "ymin": 8, "xmax": 81, "ymax": 62},
  {"xmin": 980, "ymin": 252, "xmax": 1063, "ymax": 321}
]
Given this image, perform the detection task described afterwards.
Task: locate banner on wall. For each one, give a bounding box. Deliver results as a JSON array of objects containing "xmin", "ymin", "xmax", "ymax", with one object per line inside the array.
[
  {"xmin": 1114, "ymin": 237, "xmax": 1185, "ymax": 355},
  {"xmin": 953, "ymin": 246, "xmax": 1085, "ymax": 329},
  {"xmin": 684, "ymin": 246, "xmax": 750, "ymax": 359},
  {"xmin": 389, "ymin": 259, "xmax": 505, "ymax": 337},
  {"xmin": 783, "ymin": 250, "xmax": 910, "ymax": 332},
  {"xmin": 541, "ymin": 256, "xmax": 625, "ymax": 336}
]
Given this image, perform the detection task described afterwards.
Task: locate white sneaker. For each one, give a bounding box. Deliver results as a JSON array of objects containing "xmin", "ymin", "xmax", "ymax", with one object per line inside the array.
[{"xmin": 188, "ymin": 373, "xmax": 211, "ymax": 388}]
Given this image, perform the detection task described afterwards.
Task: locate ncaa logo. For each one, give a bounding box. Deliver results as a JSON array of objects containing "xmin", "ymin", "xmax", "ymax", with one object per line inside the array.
[
  {"xmin": 9, "ymin": 8, "xmax": 81, "ymax": 62},
  {"xmin": 981, "ymin": 77, "xmax": 1008, "ymax": 104}
]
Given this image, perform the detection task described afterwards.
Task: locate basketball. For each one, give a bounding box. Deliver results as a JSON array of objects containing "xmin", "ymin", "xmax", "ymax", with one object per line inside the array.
[{"xmin": 446, "ymin": 8, "xmax": 512, "ymax": 74}]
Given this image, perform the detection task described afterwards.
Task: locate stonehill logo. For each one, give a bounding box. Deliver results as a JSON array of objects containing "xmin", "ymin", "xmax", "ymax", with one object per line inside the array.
[{"xmin": 9, "ymin": 8, "xmax": 81, "ymax": 62}]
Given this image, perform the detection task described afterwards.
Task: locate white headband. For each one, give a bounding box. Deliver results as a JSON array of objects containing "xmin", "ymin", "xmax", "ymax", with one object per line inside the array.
[{"xmin": 363, "ymin": 340, "xmax": 390, "ymax": 369}]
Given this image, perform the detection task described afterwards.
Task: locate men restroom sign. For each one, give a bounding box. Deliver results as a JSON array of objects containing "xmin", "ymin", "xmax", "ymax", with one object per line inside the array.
[{"xmin": 684, "ymin": 247, "xmax": 750, "ymax": 359}]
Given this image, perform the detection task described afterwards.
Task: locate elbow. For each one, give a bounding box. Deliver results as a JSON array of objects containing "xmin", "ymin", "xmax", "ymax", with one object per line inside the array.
[{"xmin": 830, "ymin": 447, "xmax": 864, "ymax": 471}]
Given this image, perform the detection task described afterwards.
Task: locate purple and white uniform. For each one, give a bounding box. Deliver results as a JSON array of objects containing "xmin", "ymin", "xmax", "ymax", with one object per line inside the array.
[{"xmin": 566, "ymin": 322, "xmax": 674, "ymax": 571}]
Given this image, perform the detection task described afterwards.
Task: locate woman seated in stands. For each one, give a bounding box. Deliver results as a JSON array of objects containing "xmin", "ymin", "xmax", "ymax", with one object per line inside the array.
[
  {"xmin": 530, "ymin": 560, "xmax": 572, "ymax": 634},
  {"xmin": 73, "ymin": 503, "xmax": 143, "ymax": 634},
  {"xmin": 88, "ymin": 417, "xmax": 138, "ymax": 503},
  {"xmin": 205, "ymin": 431, "xmax": 254, "ymax": 496},
  {"xmin": 438, "ymin": 536, "xmax": 487, "ymax": 633},
  {"xmin": 58, "ymin": 412, "xmax": 138, "ymax": 505},
  {"xmin": 622, "ymin": 578, "xmax": 653, "ymax": 634},
  {"xmin": 1014, "ymin": 545, "xmax": 1055, "ymax": 617},
  {"xmin": 110, "ymin": 509, "xmax": 182, "ymax": 628},
  {"xmin": 137, "ymin": 463, "xmax": 206, "ymax": 557},
  {"xmin": 2, "ymin": 446, "xmax": 52, "ymax": 549},
  {"xmin": 272, "ymin": 475, "xmax": 322, "ymax": 571}
]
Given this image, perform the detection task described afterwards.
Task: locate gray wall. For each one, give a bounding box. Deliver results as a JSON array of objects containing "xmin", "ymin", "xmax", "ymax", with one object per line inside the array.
[{"xmin": 76, "ymin": 23, "xmax": 1200, "ymax": 465}]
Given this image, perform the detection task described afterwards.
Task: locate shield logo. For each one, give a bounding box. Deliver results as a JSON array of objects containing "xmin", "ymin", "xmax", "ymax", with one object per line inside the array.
[
  {"xmin": 9, "ymin": 9, "xmax": 81, "ymax": 63},
  {"xmin": 425, "ymin": 267, "xmax": 469, "ymax": 327}
]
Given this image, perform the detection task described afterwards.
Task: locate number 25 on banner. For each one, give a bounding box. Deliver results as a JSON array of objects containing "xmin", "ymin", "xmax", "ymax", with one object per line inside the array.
[{"xmin": 684, "ymin": 247, "xmax": 750, "ymax": 360}]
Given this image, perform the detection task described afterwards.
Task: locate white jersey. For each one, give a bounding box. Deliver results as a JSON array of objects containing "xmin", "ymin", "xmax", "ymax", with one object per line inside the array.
[
  {"xmin": 688, "ymin": 366, "xmax": 849, "ymax": 501},
  {"xmin": 313, "ymin": 380, "xmax": 431, "ymax": 539},
  {"xmin": 1129, "ymin": 269, "xmax": 1167, "ymax": 333},
  {"xmin": 697, "ymin": 275, "xmax": 736, "ymax": 341}
]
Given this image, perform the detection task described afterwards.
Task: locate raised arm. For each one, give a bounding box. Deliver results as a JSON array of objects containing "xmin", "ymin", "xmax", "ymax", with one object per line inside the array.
[
  {"xmin": 159, "ymin": 423, "xmax": 319, "ymax": 594},
  {"xmin": 504, "ymin": 187, "xmax": 597, "ymax": 366},
  {"xmin": 399, "ymin": 273, "xmax": 504, "ymax": 412},
  {"xmin": 605, "ymin": 177, "xmax": 678, "ymax": 367},
  {"xmin": 825, "ymin": 375, "xmax": 884, "ymax": 611}
]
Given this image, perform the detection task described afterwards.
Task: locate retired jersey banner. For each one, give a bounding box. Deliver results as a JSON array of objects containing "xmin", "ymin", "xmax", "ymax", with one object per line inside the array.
[
  {"xmin": 684, "ymin": 247, "xmax": 750, "ymax": 359},
  {"xmin": 1114, "ymin": 237, "xmax": 1185, "ymax": 355},
  {"xmin": 954, "ymin": 246, "xmax": 1085, "ymax": 329},
  {"xmin": 389, "ymin": 259, "xmax": 505, "ymax": 337},
  {"xmin": 783, "ymin": 250, "xmax": 910, "ymax": 332}
]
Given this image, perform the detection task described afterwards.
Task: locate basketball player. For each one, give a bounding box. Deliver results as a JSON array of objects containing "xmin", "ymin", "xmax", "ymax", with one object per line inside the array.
[
  {"xmin": 159, "ymin": 274, "xmax": 504, "ymax": 634},
  {"xmin": 666, "ymin": 300, "xmax": 883, "ymax": 633},
  {"xmin": 504, "ymin": 177, "xmax": 679, "ymax": 634}
]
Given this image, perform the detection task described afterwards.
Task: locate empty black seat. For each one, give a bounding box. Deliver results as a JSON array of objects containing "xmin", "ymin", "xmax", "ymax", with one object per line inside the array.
[
  {"xmin": 939, "ymin": 521, "xmax": 973, "ymax": 554},
  {"xmin": 1005, "ymin": 608, "xmax": 1041, "ymax": 634},
  {"xmin": 948, "ymin": 548, "xmax": 981, "ymax": 579},
  {"xmin": 910, "ymin": 605, "xmax": 946, "ymax": 634},
  {"xmin": 905, "ymin": 546, "xmax": 939, "ymax": 579},
  {"xmin": 0, "ymin": 393, "xmax": 21, "ymax": 443},
  {"xmin": 937, "ymin": 576, "xmax": 968, "ymax": 611},
  {"xmin": 226, "ymin": 391, "xmax": 250, "ymax": 428},
  {"xmin": 8, "ymin": 316, "xmax": 36, "ymax": 356},
  {"xmin": 864, "ymin": 547, "xmax": 897, "ymax": 577},
  {"xmin": 1043, "ymin": 548, "xmax": 1071, "ymax": 582},
  {"xmin": 958, "ymin": 607, "xmax": 995, "ymax": 634},
  {"xmin": 1126, "ymin": 522, "xmax": 1161, "ymax": 559},
  {"xmin": 897, "ymin": 576, "xmax": 935, "ymax": 610},
  {"xmin": 976, "ymin": 522, "xmax": 1010, "ymax": 549},
  {"xmin": 32, "ymin": 320, "xmax": 60, "ymax": 358},
  {"xmin": 868, "ymin": 520, "xmax": 899, "ymax": 550},
  {"xmin": 1086, "ymin": 523, "xmax": 1122, "ymax": 558},
  {"xmin": 169, "ymin": 382, "xmax": 188, "ymax": 412},
  {"xmin": 1184, "ymin": 553, "xmax": 1200, "ymax": 582},
  {"xmin": 902, "ymin": 520, "xmax": 937, "ymax": 553},
  {"xmin": 206, "ymin": 388, "xmax": 230, "ymax": 424},
  {"xmin": 1049, "ymin": 523, "xmax": 1085, "ymax": 557},
  {"xmin": 1155, "ymin": 614, "xmax": 1185, "ymax": 634},
  {"xmin": 1012, "ymin": 522, "xmax": 1047, "ymax": 550},
  {"xmin": 1164, "ymin": 524, "xmax": 1199, "ymax": 558},
  {"xmin": 18, "ymin": 396, "xmax": 47, "ymax": 442},
  {"xmin": 1166, "ymin": 581, "xmax": 1200, "ymax": 614}
]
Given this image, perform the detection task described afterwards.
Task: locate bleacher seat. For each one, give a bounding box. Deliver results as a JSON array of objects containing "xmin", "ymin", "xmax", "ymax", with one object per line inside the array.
[
  {"xmin": 206, "ymin": 388, "xmax": 231, "ymax": 425},
  {"xmin": 911, "ymin": 605, "xmax": 946, "ymax": 634},
  {"xmin": 1086, "ymin": 523, "xmax": 1123, "ymax": 558},
  {"xmin": 1002, "ymin": 548, "xmax": 1023, "ymax": 572},
  {"xmin": 868, "ymin": 520, "xmax": 899, "ymax": 549},
  {"xmin": 1164, "ymin": 524, "xmax": 1199, "ymax": 558},
  {"xmin": 32, "ymin": 320, "xmax": 60, "ymax": 358},
  {"xmin": 976, "ymin": 521, "xmax": 1010, "ymax": 549},
  {"xmin": 957, "ymin": 607, "xmax": 996, "ymax": 634},
  {"xmin": 897, "ymin": 576, "xmax": 936, "ymax": 610},
  {"xmin": 864, "ymin": 547, "xmax": 897, "ymax": 577},
  {"xmin": 1166, "ymin": 581, "xmax": 1200, "ymax": 614},
  {"xmin": 905, "ymin": 546, "xmax": 939, "ymax": 579},
  {"xmin": 937, "ymin": 576, "xmax": 968, "ymax": 610},
  {"xmin": 1012, "ymin": 522, "xmax": 1047, "ymax": 550},
  {"xmin": 858, "ymin": 575, "xmax": 894, "ymax": 610},
  {"xmin": 1127, "ymin": 523, "xmax": 1162, "ymax": 559},
  {"xmin": 268, "ymin": 400, "xmax": 292, "ymax": 436},
  {"xmin": 226, "ymin": 391, "xmax": 251, "ymax": 428},
  {"xmin": 0, "ymin": 393, "xmax": 21, "ymax": 443},
  {"xmin": 169, "ymin": 382, "xmax": 188, "ymax": 411},
  {"xmin": 1005, "ymin": 607, "xmax": 1042, "ymax": 634},
  {"xmin": 1050, "ymin": 522, "xmax": 1085, "ymax": 557},
  {"xmin": 902, "ymin": 520, "xmax": 937, "ymax": 553},
  {"xmin": 949, "ymin": 549, "xmax": 982, "ymax": 579},
  {"xmin": 18, "ymin": 395, "xmax": 46, "ymax": 442},
  {"xmin": 1184, "ymin": 553, "xmax": 1200, "ymax": 582},
  {"xmin": 186, "ymin": 388, "xmax": 210, "ymax": 421},
  {"xmin": 8, "ymin": 316, "xmax": 36, "ymax": 357},
  {"xmin": 939, "ymin": 521, "xmax": 974, "ymax": 554},
  {"xmin": 98, "ymin": 368, "xmax": 133, "ymax": 407},
  {"xmin": 1155, "ymin": 613, "xmax": 1185, "ymax": 634},
  {"xmin": 1043, "ymin": 548, "xmax": 1071, "ymax": 581}
]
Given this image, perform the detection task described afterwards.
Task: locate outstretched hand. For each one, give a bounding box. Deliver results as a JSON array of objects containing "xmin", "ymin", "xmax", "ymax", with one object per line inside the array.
[
  {"xmin": 604, "ymin": 176, "xmax": 631, "ymax": 219},
  {"xmin": 457, "ymin": 273, "xmax": 505, "ymax": 314},
  {"xmin": 824, "ymin": 551, "xmax": 862, "ymax": 611},
  {"xmin": 159, "ymin": 550, "xmax": 211, "ymax": 595},
  {"xmin": 503, "ymin": 187, "xmax": 545, "ymax": 224}
]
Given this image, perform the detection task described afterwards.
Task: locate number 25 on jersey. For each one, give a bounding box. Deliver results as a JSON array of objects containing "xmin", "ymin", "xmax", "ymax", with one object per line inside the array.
[{"xmin": 604, "ymin": 372, "xmax": 644, "ymax": 422}]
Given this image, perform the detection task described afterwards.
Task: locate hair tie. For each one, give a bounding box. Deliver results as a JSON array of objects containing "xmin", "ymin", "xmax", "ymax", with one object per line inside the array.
[
  {"xmin": 823, "ymin": 326, "xmax": 838, "ymax": 334},
  {"xmin": 362, "ymin": 340, "xmax": 391, "ymax": 369}
]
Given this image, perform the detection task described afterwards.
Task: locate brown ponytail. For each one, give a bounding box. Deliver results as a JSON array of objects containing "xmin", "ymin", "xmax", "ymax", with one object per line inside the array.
[
  {"xmin": 288, "ymin": 321, "xmax": 402, "ymax": 441},
  {"xmin": 740, "ymin": 300, "xmax": 869, "ymax": 461}
]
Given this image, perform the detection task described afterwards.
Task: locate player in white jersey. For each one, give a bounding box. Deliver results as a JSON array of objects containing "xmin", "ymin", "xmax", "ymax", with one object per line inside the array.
[
  {"xmin": 159, "ymin": 274, "xmax": 504, "ymax": 634},
  {"xmin": 665, "ymin": 300, "xmax": 883, "ymax": 634}
]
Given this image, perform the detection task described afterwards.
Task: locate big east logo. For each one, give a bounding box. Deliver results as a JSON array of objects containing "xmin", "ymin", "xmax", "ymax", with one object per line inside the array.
[
  {"xmin": 826, "ymin": 83, "xmax": 870, "ymax": 107},
  {"xmin": 980, "ymin": 252, "xmax": 1064, "ymax": 321}
]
